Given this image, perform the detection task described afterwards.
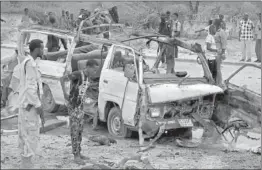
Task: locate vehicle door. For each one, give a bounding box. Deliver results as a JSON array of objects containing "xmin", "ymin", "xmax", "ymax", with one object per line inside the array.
[
  {"xmin": 222, "ymin": 64, "xmax": 261, "ymax": 128},
  {"xmin": 98, "ymin": 45, "xmax": 139, "ymax": 125},
  {"xmin": 121, "ymin": 50, "xmax": 140, "ymax": 126}
]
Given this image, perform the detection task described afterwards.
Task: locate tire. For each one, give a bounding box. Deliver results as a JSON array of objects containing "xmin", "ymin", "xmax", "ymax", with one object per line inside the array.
[
  {"xmin": 107, "ymin": 107, "xmax": 132, "ymax": 138},
  {"xmin": 42, "ymin": 85, "xmax": 60, "ymax": 113}
]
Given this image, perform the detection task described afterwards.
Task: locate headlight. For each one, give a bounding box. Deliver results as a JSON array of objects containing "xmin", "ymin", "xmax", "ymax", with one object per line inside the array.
[{"xmin": 150, "ymin": 107, "xmax": 161, "ymax": 117}]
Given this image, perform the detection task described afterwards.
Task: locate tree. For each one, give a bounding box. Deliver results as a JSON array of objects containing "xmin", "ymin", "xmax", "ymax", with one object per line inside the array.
[
  {"xmin": 188, "ymin": 1, "xmax": 200, "ymax": 24},
  {"xmin": 189, "ymin": 1, "xmax": 200, "ymax": 14}
]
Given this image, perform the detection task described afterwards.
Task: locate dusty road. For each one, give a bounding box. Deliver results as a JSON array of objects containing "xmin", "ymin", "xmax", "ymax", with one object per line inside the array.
[
  {"xmin": 1, "ymin": 113, "xmax": 261, "ymax": 169},
  {"xmin": 1, "ymin": 58, "xmax": 261, "ymax": 169}
]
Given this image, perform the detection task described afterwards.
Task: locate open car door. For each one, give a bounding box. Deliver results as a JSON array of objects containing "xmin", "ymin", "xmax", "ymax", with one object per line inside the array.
[{"xmin": 221, "ymin": 64, "xmax": 261, "ymax": 129}]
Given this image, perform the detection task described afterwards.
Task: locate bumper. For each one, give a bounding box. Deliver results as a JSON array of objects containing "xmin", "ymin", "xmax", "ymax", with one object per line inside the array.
[{"xmin": 142, "ymin": 117, "xmax": 194, "ymax": 134}]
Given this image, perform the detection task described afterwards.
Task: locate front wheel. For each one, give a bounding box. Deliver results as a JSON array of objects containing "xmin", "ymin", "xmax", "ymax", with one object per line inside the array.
[
  {"xmin": 42, "ymin": 85, "xmax": 60, "ymax": 113},
  {"xmin": 107, "ymin": 107, "xmax": 132, "ymax": 138}
]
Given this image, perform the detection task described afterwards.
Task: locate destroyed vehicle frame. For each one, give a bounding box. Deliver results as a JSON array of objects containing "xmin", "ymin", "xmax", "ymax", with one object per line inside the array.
[
  {"xmin": 75, "ymin": 34, "xmax": 225, "ymax": 139},
  {"xmin": 13, "ymin": 25, "xmax": 141, "ymax": 113}
]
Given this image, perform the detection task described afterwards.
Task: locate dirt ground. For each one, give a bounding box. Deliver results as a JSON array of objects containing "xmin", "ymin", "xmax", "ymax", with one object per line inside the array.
[{"xmin": 1, "ymin": 118, "xmax": 261, "ymax": 169}]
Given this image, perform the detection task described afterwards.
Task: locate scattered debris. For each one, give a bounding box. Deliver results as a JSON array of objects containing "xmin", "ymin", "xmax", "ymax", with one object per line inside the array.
[
  {"xmin": 175, "ymin": 138, "xmax": 201, "ymax": 148},
  {"xmin": 250, "ymin": 146, "xmax": 261, "ymax": 155},
  {"xmin": 156, "ymin": 151, "xmax": 176, "ymax": 158},
  {"xmin": 222, "ymin": 148, "xmax": 240, "ymax": 153},
  {"xmin": 116, "ymin": 154, "xmax": 155, "ymax": 169},
  {"xmin": 88, "ymin": 135, "xmax": 117, "ymax": 146}
]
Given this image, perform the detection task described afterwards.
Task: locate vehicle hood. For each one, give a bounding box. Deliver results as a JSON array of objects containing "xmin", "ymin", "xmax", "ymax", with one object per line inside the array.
[{"xmin": 147, "ymin": 83, "xmax": 224, "ymax": 104}]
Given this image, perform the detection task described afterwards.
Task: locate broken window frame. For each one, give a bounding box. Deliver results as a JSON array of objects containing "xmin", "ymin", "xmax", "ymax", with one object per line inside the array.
[{"xmin": 225, "ymin": 63, "xmax": 261, "ymax": 95}]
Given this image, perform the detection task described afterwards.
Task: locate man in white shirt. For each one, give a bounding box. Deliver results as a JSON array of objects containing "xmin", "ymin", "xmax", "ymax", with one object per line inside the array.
[
  {"xmin": 172, "ymin": 13, "xmax": 181, "ymax": 38},
  {"xmin": 18, "ymin": 39, "xmax": 44, "ymax": 168},
  {"xmin": 254, "ymin": 13, "xmax": 261, "ymax": 63},
  {"xmin": 171, "ymin": 13, "xmax": 181, "ymax": 59}
]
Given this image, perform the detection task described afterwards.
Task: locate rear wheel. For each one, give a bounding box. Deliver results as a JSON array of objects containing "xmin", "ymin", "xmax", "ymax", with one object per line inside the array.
[
  {"xmin": 107, "ymin": 107, "xmax": 132, "ymax": 138},
  {"xmin": 42, "ymin": 85, "xmax": 60, "ymax": 113}
]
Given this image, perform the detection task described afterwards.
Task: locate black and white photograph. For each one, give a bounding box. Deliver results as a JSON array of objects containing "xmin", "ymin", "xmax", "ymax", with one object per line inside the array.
[{"xmin": 1, "ymin": 0, "xmax": 262, "ymax": 169}]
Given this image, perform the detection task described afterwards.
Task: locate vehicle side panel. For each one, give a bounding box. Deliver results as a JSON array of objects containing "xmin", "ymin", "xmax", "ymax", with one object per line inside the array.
[{"xmin": 37, "ymin": 60, "xmax": 67, "ymax": 105}]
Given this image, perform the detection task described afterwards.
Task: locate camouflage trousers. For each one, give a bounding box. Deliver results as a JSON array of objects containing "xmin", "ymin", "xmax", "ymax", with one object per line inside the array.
[{"xmin": 68, "ymin": 105, "xmax": 85, "ymax": 156}]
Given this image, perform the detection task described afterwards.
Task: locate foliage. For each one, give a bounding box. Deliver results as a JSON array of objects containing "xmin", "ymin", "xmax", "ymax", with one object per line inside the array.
[{"xmin": 1, "ymin": 1, "xmax": 260, "ymax": 39}]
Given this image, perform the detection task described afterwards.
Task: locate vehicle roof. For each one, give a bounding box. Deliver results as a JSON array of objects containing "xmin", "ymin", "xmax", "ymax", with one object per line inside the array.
[
  {"xmin": 21, "ymin": 25, "xmax": 126, "ymax": 45},
  {"xmin": 20, "ymin": 25, "xmax": 145, "ymax": 55},
  {"xmin": 21, "ymin": 25, "xmax": 75, "ymax": 36}
]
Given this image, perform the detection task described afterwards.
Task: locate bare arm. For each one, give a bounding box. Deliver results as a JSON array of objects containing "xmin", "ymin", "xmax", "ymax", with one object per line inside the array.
[
  {"xmin": 238, "ymin": 21, "xmax": 242, "ymax": 41},
  {"xmin": 206, "ymin": 43, "xmax": 217, "ymax": 52},
  {"xmin": 60, "ymin": 71, "xmax": 81, "ymax": 101},
  {"xmin": 195, "ymin": 29, "xmax": 205, "ymax": 33},
  {"xmin": 220, "ymin": 31, "xmax": 227, "ymax": 51}
]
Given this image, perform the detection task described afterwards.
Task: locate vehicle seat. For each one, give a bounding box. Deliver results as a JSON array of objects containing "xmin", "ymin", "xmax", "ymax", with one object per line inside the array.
[
  {"xmin": 77, "ymin": 59, "xmax": 104, "ymax": 73},
  {"xmin": 175, "ymin": 71, "xmax": 187, "ymax": 78},
  {"xmin": 78, "ymin": 60, "xmax": 88, "ymax": 71}
]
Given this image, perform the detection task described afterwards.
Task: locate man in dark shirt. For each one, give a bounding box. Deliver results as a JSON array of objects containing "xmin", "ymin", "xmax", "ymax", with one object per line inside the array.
[
  {"xmin": 60, "ymin": 59, "xmax": 100, "ymax": 165},
  {"xmin": 159, "ymin": 11, "xmax": 172, "ymax": 37},
  {"xmin": 158, "ymin": 12, "xmax": 172, "ymax": 68}
]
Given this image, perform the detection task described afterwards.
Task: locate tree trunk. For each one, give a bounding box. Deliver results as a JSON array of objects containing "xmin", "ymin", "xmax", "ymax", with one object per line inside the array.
[
  {"xmin": 195, "ymin": 1, "xmax": 200, "ymax": 13},
  {"xmin": 188, "ymin": 1, "xmax": 200, "ymax": 25}
]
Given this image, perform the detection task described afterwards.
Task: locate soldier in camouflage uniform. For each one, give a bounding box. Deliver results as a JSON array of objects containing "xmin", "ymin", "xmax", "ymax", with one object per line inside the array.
[{"xmin": 60, "ymin": 59, "xmax": 100, "ymax": 165}]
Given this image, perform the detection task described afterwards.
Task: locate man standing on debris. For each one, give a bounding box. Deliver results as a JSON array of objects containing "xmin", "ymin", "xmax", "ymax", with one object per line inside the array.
[
  {"xmin": 18, "ymin": 39, "xmax": 44, "ymax": 168},
  {"xmin": 60, "ymin": 59, "xmax": 100, "ymax": 165},
  {"xmin": 254, "ymin": 13, "xmax": 261, "ymax": 63},
  {"xmin": 213, "ymin": 19, "xmax": 227, "ymax": 87},
  {"xmin": 239, "ymin": 13, "xmax": 254, "ymax": 62}
]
